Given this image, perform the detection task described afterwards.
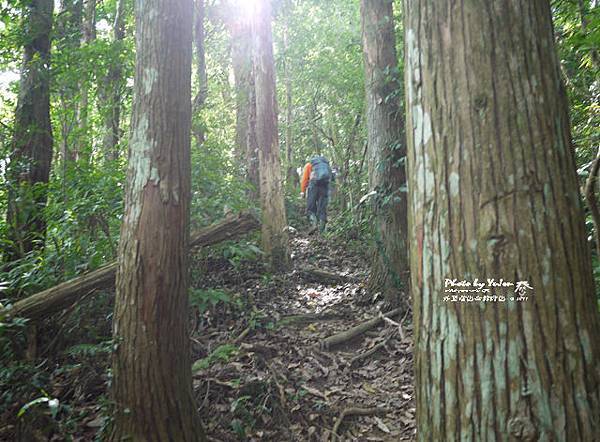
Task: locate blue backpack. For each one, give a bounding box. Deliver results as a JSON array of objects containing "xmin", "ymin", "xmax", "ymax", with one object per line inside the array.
[{"xmin": 310, "ymin": 156, "xmax": 332, "ymax": 183}]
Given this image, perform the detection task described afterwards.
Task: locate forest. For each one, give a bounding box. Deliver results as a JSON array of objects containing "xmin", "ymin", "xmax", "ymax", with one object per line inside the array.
[{"xmin": 0, "ymin": 0, "xmax": 599, "ymax": 440}]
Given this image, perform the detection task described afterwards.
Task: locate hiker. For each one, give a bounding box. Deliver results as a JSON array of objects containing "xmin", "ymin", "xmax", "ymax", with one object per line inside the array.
[{"xmin": 300, "ymin": 155, "xmax": 333, "ymax": 233}]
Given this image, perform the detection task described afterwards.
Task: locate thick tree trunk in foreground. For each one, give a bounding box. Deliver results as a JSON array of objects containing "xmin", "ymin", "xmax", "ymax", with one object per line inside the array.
[
  {"xmin": 253, "ymin": 0, "xmax": 290, "ymax": 270},
  {"xmin": 4, "ymin": 0, "xmax": 54, "ymax": 263},
  {"xmin": 361, "ymin": 0, "xmax": 408, "ymax": 308},
  {"xmin": 1, "ymin": 211, "xmax": 259, "ymax": 322},
  {"xmin": 109, "ymin": 0, "xmax": 205, "ymax": 437},
  {"xmin": 405, "ymin": 0, "xmax": 600, "ymax": 440}
]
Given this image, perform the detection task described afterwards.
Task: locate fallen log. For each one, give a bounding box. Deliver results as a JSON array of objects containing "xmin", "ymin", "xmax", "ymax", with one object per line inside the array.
[
  {"xmin": 320, "ymin": 308, "xmax": 401, "ymax": 350},
  {"xmin": 189, "ymin": 211, "xmax": 259, "ymax": 249},
  {"xmin": 1, "ymin": 211, "xmax": 260, "ymax": 322}
]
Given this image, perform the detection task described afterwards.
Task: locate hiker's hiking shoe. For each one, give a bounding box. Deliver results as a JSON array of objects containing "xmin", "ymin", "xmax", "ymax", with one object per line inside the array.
[
  {"xmin": 319, "ymin": 222, "xmax": 326, "ymax": 233},
  {"xmin": 308, "ymin": 214, "xmax": 318, "ymax": 234},
  {"xmin": 308, "ymin": 220, "xmax": 326, "ymax": 235}
]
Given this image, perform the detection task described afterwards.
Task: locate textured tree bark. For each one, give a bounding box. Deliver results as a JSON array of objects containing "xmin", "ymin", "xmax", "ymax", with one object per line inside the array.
[
  {"xmin": 404, "ymin": 0, "xmax": 600, "ymax": 440},
  {"xmin": 4, "ymin": 0, "xmax": 54, "ymax": 263},
  {"xmin": 109, "ymin": 0, "xmax": 205, "ymax": 437},
  {"xmin": 227, "ymin": 6, "xmax": 259, "ymax": 197},
  {"xmin": 253, "ymin": 0, "xmax": 290, "ymax": 271},
  {"xmin": 1, "ymin": 211, "xmax": 260, "ymax": 322},
  {"xmin": 361, "ymin": 0, "xmax": 409, "ymax": 308},
  {"xmin": 246, "ymin": 80, "xmax": 260, "ymax": 199},
  {"xmin": 100, "ymin": 0, "xmax": 125, "ymax": 161}
]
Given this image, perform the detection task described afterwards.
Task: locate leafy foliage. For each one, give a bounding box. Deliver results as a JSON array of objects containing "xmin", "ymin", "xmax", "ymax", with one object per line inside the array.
[
  {"xmin": 192, "ymin": 343, "xmax": 239, "ymax": 371},
  {"xmin": 189, "ymin": 287, "xmax": 232, "ymax": 313}
]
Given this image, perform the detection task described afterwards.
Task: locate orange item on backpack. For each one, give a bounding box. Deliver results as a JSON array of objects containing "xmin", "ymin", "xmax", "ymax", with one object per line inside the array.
[{"xmin": 300, "ymin": 162, "xmax": 312, "ymax": 193}]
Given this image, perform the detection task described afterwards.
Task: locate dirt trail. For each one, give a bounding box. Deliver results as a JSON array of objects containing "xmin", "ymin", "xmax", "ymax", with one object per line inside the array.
[{"xmin": 192, "ymin": 231, "xmax": 416, "ymax": 441}]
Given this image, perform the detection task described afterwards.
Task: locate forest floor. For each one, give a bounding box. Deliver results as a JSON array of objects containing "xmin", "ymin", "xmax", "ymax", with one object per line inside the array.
[
  {"xmin": 1, "ymin": 216, "xmax": 415, "ymax": 442},
  {"xmin": 189, "ymin": 227, "xmax": 416, "ymax": 441}
]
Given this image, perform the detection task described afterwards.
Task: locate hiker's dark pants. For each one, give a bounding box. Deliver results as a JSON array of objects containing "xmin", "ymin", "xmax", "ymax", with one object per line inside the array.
[{"xmin": 307, "ymin": 180, "xmax": 329, "ymax": 224}]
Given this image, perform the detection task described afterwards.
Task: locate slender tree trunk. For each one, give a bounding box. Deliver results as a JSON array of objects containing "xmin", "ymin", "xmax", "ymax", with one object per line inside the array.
[
  {"xmin": 247, "ymin": 79, "xmax": 260, "ymax": 199},
  {"xmin": 340, "ymin": 113, "xmax": 361, "ymax": 210},
  {"xmin": 109, "ymin": 0, "xmax": 205, "ymax": 437},
  {"xmin": 283, "ymin": 14, "xmax": 297, "ymax": 191},
  {"xmin": 228, "ymin": 9, "xmax": 259, "ymax": 195},
  {"xmin": 4, "ymin": 0, "xmax": 54, "ymax": 263},
  {"xmin": 230, "ymin": 17, "xmax": 251, "ymax": 164},
  {"xmin": 76, "ymin": 0, "xmax": 96, "ymax": 162},
  {"xmin": 192, "ymin": 0, "xmax": 208, "ymax": 147},
  {"xmin": 361, "ymin": 0, "xmax": 408, "ymax": 307},
  {"xmin": 57, "ymin": 0, "xmax": 82, "ymax": 171},
  {"xmin": 100, "ymin": 0, "xmax": 125, "ymax": 161},
  {"xmin": 405, "ymin": 0, "xmax": 600, "ymax": 439},
  {"xmin": 311, "ymin": 95, "xmax": 321, "ymax": 155},
  {"xmin": 253, "ymin": 0, "xmax": 290, "ymax": 270},
  {"xmin": 584, "ymin": 148, "xmax": 600, "ymax": 258}
]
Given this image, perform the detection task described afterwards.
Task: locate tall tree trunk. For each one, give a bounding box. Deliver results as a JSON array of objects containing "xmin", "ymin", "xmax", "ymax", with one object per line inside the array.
[
  {"xmin": 76, "ymin": 0, "xmax": 96, "ymax": 162},
  {"xmin": 340, "ymin": 113, "xmax": 361, "ymax": 210},
  {"xmin": 310, "ymin": 95, "xmax": 321, "ymax": 155},
  {"xmin": 246, "ymin": 79, "xmax": 260, "ymax": 199},
  {"xmin": 283, "ymin": 13, "xmax": 298, "ymax": 191},
  {"xmin": 4, "ymin": 0, "xmax": 54, "ymax": 263},
  {"xmin": 100, "ymin": 0, "xmax": 125, "ymax": 161},
  {"xmin": 253, "ymin": 0, "xmax": 290, "ymax": 270},
  {"xmin": 228, "ymin": 7, "xmax": 259, "ymax": 195},
  {"xmin": 405, "ymin": 0, "xmax": 600, "ymax": 440},
  {"xmin": 361, "ymin": 0, "xmax": 408, "ymax": 307},
  {"xmin": 57, "ymin": 0, "xmax": 82, "ymax": 172},
  {"xmin": 109, "ymin": 0, "xmax": 205, "ymax": 437},
  {"xmin": 192, "ymin": 0, "xmax": 208, "ymax": 147},
  {"xmin": 584, "ymin": 148, "xmax": 600, "ymax": 258}
]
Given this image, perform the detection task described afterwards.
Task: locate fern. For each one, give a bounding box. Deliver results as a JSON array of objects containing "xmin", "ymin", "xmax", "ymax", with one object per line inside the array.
[{"xmin": 65, "ymin": 341, "xmax": 112, "ymax": 358}]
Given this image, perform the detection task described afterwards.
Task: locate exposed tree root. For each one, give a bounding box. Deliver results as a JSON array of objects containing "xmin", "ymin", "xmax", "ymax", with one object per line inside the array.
[
  {"xmin": 349, "ymin": 335, "xmax": 392, "ymax": 367},
  {"xmin": 330, "ymin": 406, "xmax": 390, "ymax": 440},
  {"xmin": 320, "ymin": 308, "xmax": 401, "ymax": 350}
]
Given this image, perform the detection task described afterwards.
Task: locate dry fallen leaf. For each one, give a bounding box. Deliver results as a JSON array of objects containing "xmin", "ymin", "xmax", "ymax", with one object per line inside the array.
[
  {"xmin": 362, "ymin": 382, "xmax": 377, "ymax": 394},
  {"xmin": 374, "ymin": 416, "xmax": 391, "ymax": 433}
]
